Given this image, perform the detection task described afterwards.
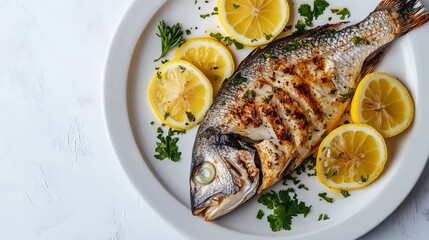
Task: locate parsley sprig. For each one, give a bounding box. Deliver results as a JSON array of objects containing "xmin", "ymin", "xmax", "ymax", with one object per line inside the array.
[
  {"xmin": 154, "ymin": 127, "xmax": 185, "ymax": 162},
  {"xmin": 258, "ymin": 189, "xmax": 311, "ymax": 231},
  {"xmin": 154, "ymin": 20, "xmax": 186, "ymax": 61}
]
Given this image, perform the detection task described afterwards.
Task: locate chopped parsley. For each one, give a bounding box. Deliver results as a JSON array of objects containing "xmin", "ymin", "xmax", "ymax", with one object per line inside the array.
[
  {"xmin": 296, "ymin": 0, "xmax": 329, "ymax": 30},
  {"xmin": 161, "ymin": 59, "xmax": 169, "ymax": 64},
  {"xmin": 352, "ymin": 36, "xmax": 363, "ymax": 45},
  {"xmin": 265, "ymin": 33, "xmax": 273, "ymax": 40},
  {"xmin": 243, "ymin": 89, "xmax": 256, "ymax": 100},
  {"xmin": 331, "ymin": 8, "xmax": 351, "ymax": 20},
  {"xmin": 156, "ymin": 71, "xmax": 162, "ymax": 79},
  {"xmin": 186, "ymin": 111, "xmax": 196, "ymax": 122},
  {"xmin": 258, "ymin": 190, "xmax": 311, "ymax": 231},
  {"xmin": 272, "ymin": 86, "xmax": 278, "ymax": 92},
  {"xmin": 233, "ymin": 3, "xmax": 240, "ymax": 9},
  {"xmin": 324, "ymin": 170, "xmax": 337, "ymax": 178},
  {"xmin": 298, "ymin": 184, "xmax": 309, "ymax": 191},
  {"xmin": 154, "ymin": 20, "xmax": 186, "ymax": 61},
  {"xmin": 163, "ymin": 112, "xmax": 170, "ymax": 120},
  {"xmin": 262, "ymin": 52, "xmax": 271, "ymax": 59},
  {"xmin": 359, "ymin": 175, "xmax": 369, "ymax": 183},
  {"xmin": 263, "ymin": 95, "xmax": 274, "ymax": 104},
  {"xmin": 318, "ymin": 213, "xmax": 330, "ymax": 221},
  {"xmin": 178, "ymin": 65, "xmax": 186, "ymax": 73},
  {"xmin": 224, "ymin": 36, "xmax": 244, "ymax": 50},
  {"xmin": 209, "ymin": 32, "xmax": 244, "ymax": 50},
  {"xmin": 282, "ymin": 174, "xmax": 301, "ymax": 186},
  {"xmin": 150, "ymin": 121, "xmax": 155, "ymax": 125},
  {"xmin": 295, "ymin": 20, "xmax": 307, "ymax": 33},
  {"xmin": 314, "ymin": 0, "xmax": 330, "ymax": 19},
  {"xmin": 257, "ymin": 210, "xmax": 265, "ymax": 219},
  {"xmin": 209, "ymin": 32, "xmax": 223, "ymax": 41},
  {"xmin": 341, "ymin": 190, "xmax": 351, "ymax": 198},
  {"xmin": 154, "ymin": 127, "xmax": 185, "ymax": 162},
  {"xmin": 284, "ymin": 40, "xmax": 303, "ymax": 52},
  {"xmin": 318, "ymin": 192, "xmax": 334, "ymax": 203},
  {"xmin": 186, "ymin": 29, "xmax": 191, "ymax": 35},
  {"xmin": 233, "ymin": 73, "xmax": 247, "ymax": 85},
  {"xmin": 298, "ymin": 4, "xmax": 313, "ymax": 26},
  {"xmin": 340, "ymin": 88, "xmax": 355, "ymax": 102},
  {"xmin": 200, "ymin": 13, "xmax": 210, "ymax": 19}
]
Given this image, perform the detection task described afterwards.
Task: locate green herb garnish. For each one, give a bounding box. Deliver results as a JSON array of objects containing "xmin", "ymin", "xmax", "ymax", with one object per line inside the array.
[
  {"xmin": 233, "ymin": 3, "xmax": 240, "ymax": 9},
  {"xmin": 154, "ymin": 20, "xmax": 186, "ymax": 61},
  {"xmin": 265, "ymin": 33, "xmax": 273, "ymax": 40},
  {"xmin": 200, "ymin": 13, "xmax": 210, "ymax": 19},
  {"xmin": 318, "ymin": 192, "xmax": 334, "ymax": 203},
  {"xmin": 318, "ymin": 213, "xmax": 330, "ymax": 221},
  {"xmin": 263, "ymin": 95, "xmax": 274, "ymax": 104},
  {"xmin": 233, "ymin": 73, "xmax": 247, "ymax": 85},
  {"xmin": 209, "ymin": 32, "xmax": 244, "ymax": 50},
  {"xmin": 186, "ymin": 111, "xmax": 196, "ymax": 122},
  {"xmin": 340, "ymin": 88, "xmax": 355, "ymax": 102},
  {"xmin": 324, "ymin": 170, "xmax": 337, "ymax": 178},
  {"xmin": 257, "ymin": 210, "xmax": 265, "ymax": 219},
  {"xmin": 224, "ymin": 36, "xmax": 244, "ymax": 50},
  {"xmin": 297, "ymin": 0, "xmax": 329, "ymax": 29},
  {"xmin": 178, "ymin": 65, "xmax": 186, "ymax": 73},
  {"xmin": 352, "ymin": 36, "xmax": 363, "ymax": 45},
  {"xmin": 258, "ymin": 190, "xmax": 311, "ymax": 231},
  {"xmin": 154, "ymin": 127, "xmax": 185, "ymax": 162},
  {"xmin": 331, "ymin": 8, "xmax": 351, "ymax": 20},
  {"xmin": 210, "ymin": 32, "xmax": 223, "ymax": 41},
  {"xmin": 298, "ymin": 184, "xmax": 309, "ymax": 191},
  {"xmin": 295, "ymin": 19, "xmax": 307, "ymax": 33},
  {"xmin": 314, "ymin": 0, "xmax": 330, "ymax": 19},
  {"xmin": 243, "ymin": 89, "xmax": 256, "ymax": 100},
  {"xmin": 341, "ymin": 190, "xmax": 351, "ymax": 198},
  {"xmin": 164, "ymin": 112, "xmax": 170, "ymax": 120}
]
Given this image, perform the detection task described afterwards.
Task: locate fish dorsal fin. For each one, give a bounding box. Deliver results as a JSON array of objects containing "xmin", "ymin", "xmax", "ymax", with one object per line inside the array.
[
  {"xmin": 290, "ymin": 21, "xmax": 350, "ymax": 39},
  {"xmin": 235, "ymin": 22, "xmax": 349, "ymax": 72}
]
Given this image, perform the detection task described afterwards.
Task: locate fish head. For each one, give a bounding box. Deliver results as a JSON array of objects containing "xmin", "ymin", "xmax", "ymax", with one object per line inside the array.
[{"xmin": 190, "ymin": 131, "xmax": 260, "ymax": 221}]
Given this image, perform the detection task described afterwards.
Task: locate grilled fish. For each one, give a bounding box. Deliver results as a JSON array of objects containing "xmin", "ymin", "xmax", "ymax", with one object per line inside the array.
[{"xmin": 190, "ymin": 0, "xmax": 429, "ymax": 221}]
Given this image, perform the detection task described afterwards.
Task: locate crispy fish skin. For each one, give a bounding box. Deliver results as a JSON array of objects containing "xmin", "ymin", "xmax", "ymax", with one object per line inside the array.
[{"xmin": 190, "ymin": 0, "xmax": 429, "ymax": 221}]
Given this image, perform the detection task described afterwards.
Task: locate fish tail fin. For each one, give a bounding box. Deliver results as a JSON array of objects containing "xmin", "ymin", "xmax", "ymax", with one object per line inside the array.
[{"xmin": 375, "ymin": 0, "xmax": 429, "ymax": 36}]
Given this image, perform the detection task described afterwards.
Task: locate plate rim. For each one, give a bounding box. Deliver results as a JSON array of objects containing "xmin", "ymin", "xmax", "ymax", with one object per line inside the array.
[{"xmin": 103, "ymin": 0, "xmax": 429, "ymax": 239}]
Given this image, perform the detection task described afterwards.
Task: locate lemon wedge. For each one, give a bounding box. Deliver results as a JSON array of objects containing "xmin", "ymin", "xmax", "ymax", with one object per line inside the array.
[
  {"xmin": 174, "ymin": 37, "xmax": 234, "ymax": 95},
  {"xmin": 316, "ymin": 124, "xmax": 387, "ymax": 190},
  {"xmin": 217, "ymin": 0, "xmax": 290, "ymax": 47},
  {"xmin": 148, "ymin": 60, "xmax": 213, "ymax": 130},
  {"xmin": 351, "ymin": 72, "xmax": 414, "ymax": 138}
]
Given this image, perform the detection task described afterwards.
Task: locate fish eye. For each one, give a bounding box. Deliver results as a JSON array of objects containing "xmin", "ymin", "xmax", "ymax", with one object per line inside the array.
[{"xmin": 194, "ymin": 162, "xmax": 216, "ymax": 184}]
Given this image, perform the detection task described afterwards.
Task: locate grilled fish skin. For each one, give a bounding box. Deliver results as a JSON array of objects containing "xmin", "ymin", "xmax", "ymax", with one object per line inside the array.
[{"xmin": 190, "ymin": 0, "xmax": 429, "ymax": 221}]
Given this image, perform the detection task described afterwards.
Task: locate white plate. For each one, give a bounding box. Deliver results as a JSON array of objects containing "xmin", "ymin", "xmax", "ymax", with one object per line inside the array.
[{"xmin": 103, "ymin": 0, "xmax": 429, "ymax": 239}]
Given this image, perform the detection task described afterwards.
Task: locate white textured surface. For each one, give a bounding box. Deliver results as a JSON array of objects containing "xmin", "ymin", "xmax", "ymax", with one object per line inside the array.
[{"xmin": 1, "ymin": 0, "xmax": 429, "ymax": 239}]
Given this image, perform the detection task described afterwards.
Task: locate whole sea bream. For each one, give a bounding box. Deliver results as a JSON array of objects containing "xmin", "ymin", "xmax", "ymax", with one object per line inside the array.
[{"xmin": 190, "ymin": 0, "xmax": 429, "ymax": 221}]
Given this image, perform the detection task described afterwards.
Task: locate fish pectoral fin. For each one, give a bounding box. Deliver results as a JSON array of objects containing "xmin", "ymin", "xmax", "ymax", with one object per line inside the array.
[
  {"xmin": 255, "ymin": 139, "xmax": 293, "ymax": 194},
  {"xmin": 359, "ymin": 45, "xmax": 390, "ymax": 79}
]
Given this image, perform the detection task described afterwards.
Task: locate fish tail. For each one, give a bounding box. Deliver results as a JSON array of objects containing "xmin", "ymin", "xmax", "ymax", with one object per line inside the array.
[{"xmin": 375, "ymin": 0, "xmax": 429, "ymax": 36}]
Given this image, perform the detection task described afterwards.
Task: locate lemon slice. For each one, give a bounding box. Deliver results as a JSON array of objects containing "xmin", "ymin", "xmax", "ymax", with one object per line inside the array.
[
  {"xmin": 316, "ymin": 124, "xmax": 387, "ymax": 190},
  {"xmin": 174, "ymin": 37, "xmax": 235, "ymax": 95},
  {"xmin": 217, "ymin": 0, "xmax": 290, "ymax": 47},
  {"xmin": 148, "ymin": 60, "xmax": 213, "ymax": 130},
  {"xmin": 351, "ymin": 72, "xmax": 414, "ymax": 138}
]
